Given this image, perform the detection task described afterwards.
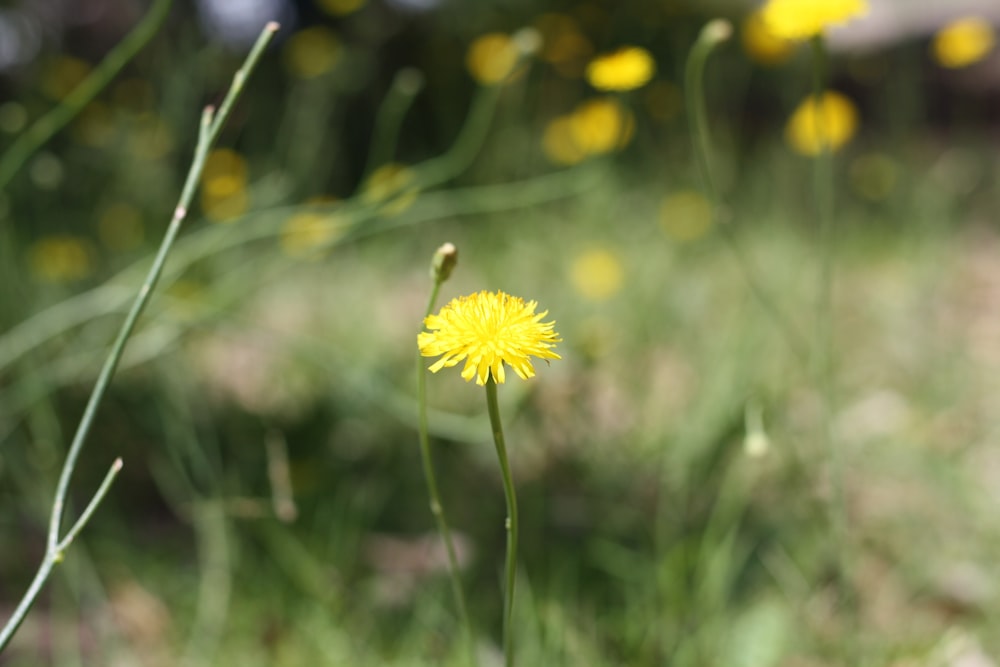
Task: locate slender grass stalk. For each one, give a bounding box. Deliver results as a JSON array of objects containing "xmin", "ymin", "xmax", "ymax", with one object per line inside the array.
[
  {"xmin": 685, "ymin": 20, "xmax": 810, "ymax": 364},
  {"xmin": 484, "ymin": 378, "xmax": 518, "ymax": 667},
  {"xmin": 416, "ymin": 245, "xmax": 476, "ymax": 665},
  {"xmin": 364, "ymin": 68, "xmax": 426, "ymax": 179},
  {"xmin": 0, "ymin": 22, "xmax": 279, "ymax": 654},
  {"xmin": 808, "ymin": 34, "xmax": 857, "ymax": 652},
  {"xmin": 0, "ymin": 0, "xmax": 172, "ymax": 192}
]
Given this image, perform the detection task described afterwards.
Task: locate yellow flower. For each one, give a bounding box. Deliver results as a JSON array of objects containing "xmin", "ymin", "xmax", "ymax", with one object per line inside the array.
[
  {"xmin": 466, "ymin": 33, "xmax": 520, "ymax": 85},
  {"xmin": 280, "ymin": 210, "xmax": 346, "ymax": 258},
  {"xmin": 570, "ymin": 249, "xmax": 624, "ymax": 301},
  {"xmin": 785, "ymin": 91, "xmax": 858, "ymax": 156},
  {"xmin": 761, "ymin": 0, "xmax": 869, "ymax": 41},
  {"xmin": 932, "ymin": 17, "xmax": 995, "ymax": 68},
  {"xmin": 585, "ymin": 46, "xmax": 655, "ymax": 91},
  {"xmin": 418, "ymin": 290, "xmax": 561, "ymax": 385},
  {"xmin": 200, "ymin": 149, "xmax": 249, "ymax": 223},
  {"xmin": 284, "ymin": 26, "xmax": 341, "ymax": 78},
  {"xmin": 28, "ymin": 235, "xmax": 95, "ymax": 283},
  {"xmin": 569, "ymin": 97, "xmax": 634, "ymax": 155},
  {"xmin": 542, "ymin": 115, "xmax": 587, "ymax": 166},
  {"xmin": 742, "ymin": 9, "xmax": 796, "ymax": 65}
]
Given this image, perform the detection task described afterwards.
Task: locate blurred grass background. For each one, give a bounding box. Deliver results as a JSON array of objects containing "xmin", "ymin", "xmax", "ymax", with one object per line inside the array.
[{"xmin": 2, "ymin": 0, "xmax": 1000, "ymax": 664}]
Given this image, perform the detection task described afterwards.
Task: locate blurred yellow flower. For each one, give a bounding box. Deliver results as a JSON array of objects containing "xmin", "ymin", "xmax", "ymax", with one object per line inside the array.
[
  {"xmin": 932, "ymin": 17, "xmax": 995, "ymax": 68},
  {"xmin": 742, "ymin": 9, "xmax": 796, "ymax": 64},
  {"xmin": 569, "ymin": 97, "xmax": 634, "ymax": 155},
  {"xmin": 280, "ymin": 210, "xmax": 346, "ymax": 258},
  {"xmin": 542, "ymin": 115, "xmax": 587, "ymax": 166},
  {"xmin": 659, "ymin": 191, "xmax": 713, "ymax": 241},
  {"xmin": 761, "ymin": 0, "xmax": 868, "ymax": 41},
  {"xmin": 28, "ymin": 235, "xmax": 95, "ymax": 283},
  {"xmin": 466, "ymin": 33, "xmax": 520, "ymax": 85},
  {"xmin": 98, "ymin": 202, "xmax": 145, "ymax": 252},
  {"xmin": 284, "ymin": 26, "xmax": 341, "ymax": 78},
  {"xmin": 362, "ymin": 163, "xmax": 419, "ymax": 214},
  {"xmin": 785, "ymin": 91, "xmax": 858, "ymax": 156},
  {"xmin": 41, "ymin": 56, "xmax": 90, "ymax": 100},
  {"xmin": 317, "ymin": 0, "xmax": 366, "ymax": 17},
  {"xmin": 419, "ymin": 290, "xmax": 561, "ymax": 385},
  {"xmin": 585, "ymin": 46, "xmax": 655, "ymax": 91},
  {"xmin": 570, "ymin": 249, "xmax": 624, "ymax": 301},
  {"xmin": 201, "ymin": 149, "xmax": 249, "ymax": 223},
  {"xmin": 536, "ymin": 13, "xmax": 593, "ymax": 78}
]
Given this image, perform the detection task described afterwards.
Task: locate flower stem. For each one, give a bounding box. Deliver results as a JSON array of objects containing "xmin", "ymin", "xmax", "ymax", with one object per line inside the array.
[
  {"xmin": 417, "ymin": 281, "xmax": 476, "ymax": 665},
  {"xmin": 685, "ymin": 19, "xmax": 810, "ymax": 364},
  {"xmin": 484, "ymin": 378, "xmax": 517, "ymax": 667},
  {"xmin": 809, "ymin": 33, "xmax": 856, "ymax": 655}
]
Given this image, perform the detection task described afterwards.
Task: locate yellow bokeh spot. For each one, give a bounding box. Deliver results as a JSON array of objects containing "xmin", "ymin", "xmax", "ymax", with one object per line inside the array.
[
  {"xmin": 542, "ymin": 115, "xmax": 587, "ymax": 166},
  {"xmin": 466, "ymin": 33, "xmax": 520, "ymax": 85},
  {"xmin": 41, "ymin": 56, "xmax": 91, "ymax": 100},
  {"xmin": 317, "ymin": 0, "xmax": 366, "ymax": 17},
  {"xmin": 569, "ymin": 97, "xmax": 634, "ymax": 155},
  {"xmin": 284, "ymin": 26, "xmax": 341, "ymax": 79},
  {"xmin": 280, "ymin": 211, "xmax": 347, "ymax": 258},
  {"xmin": 363, "ymin": 163, "xmax": 417, "ymax": 207},
  {"xmin": 202, "ymin": 149, "xmax": 248, "ymax": 184},
  {"xmin": 761, "ymin": 0, "xmax": 869, "ymax": 41},
  {"xmin": 742, "ymin": 9, "xmax": 796, "ymax": 65},
  {"xmin": 98, "ymin": 202, "xmax": 145, "ymax": 252},
  {"xmin": 28, "ymin": 235, "xmax": 95, "ymax": 283},
  {"xmin": 536, "ymin": 13, "xmax": 593, "ymax": 78},
  {"xmin": 570, "ymin": 249, "xmax": 624, "ymax": 301},
  {"xmin": 586, "ymin": 46, "xmax": 656, "ymax": 91},
  {"xmin": 932, "ymin": 17, "xmax": 995, "ymax": 68},
  {"xmin": 849, "ymin": 153, "xmax": 897, "ymax": 201},
  {"xmin": 785, "ymin": 91, "xmax": 859, "ymax": 156},
  {"xmin": 659, "ymin": 191, "xmax": 713, "ymax": 241},
  {"xmin": 202, "ymin": 189, "xmax": 249, "ymax": 223}
]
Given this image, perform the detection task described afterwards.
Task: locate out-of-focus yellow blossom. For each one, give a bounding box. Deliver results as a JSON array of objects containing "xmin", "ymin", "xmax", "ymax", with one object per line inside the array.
[
  {"xmin": 280, "ymin": 210, "xmax": 347, "ymax": 258},
  {"xmin": 72, "ymin": 102, "xmax": 116, "ymax": 148},
  {"xmin": 659, "ymin": 191, "xmax": 713, "ymax": 241},
  {"xmin": 932, "ymin": 17, "xmax": 995, "ymax": 68},
  {"xmin": 542, "ymin": 115, "xmax": 587, "ymax": 166},
  {"xmin": 570, "ymin": 249, "xmax": 624, "ymax": 301},
  {"xmin": 569, "ymin": 97, "xmax": 634, "ymax": 155},
  {"xmin": 128, "ymin": 113, "xmax": 174, "ymax": 161},
  {"xmin": 317, "ymin": 0, "xmax": 366, "ymax": 17},
  {"xmin": 41, "ymin": 56, "xmax": 90, "ymax": 100},
  {"xmin": 742, "ymin": 9, "xmax": 796, "ymax": 65},
  {"xmin": 362, "ymin": 163, "xmax": 419, "ymax": 215},
  {"xmin": 585, "ymin": 46, "xmax": 655, "ymax": 91},
  {"xmin": 466, "ymin": 33, "xmax": 520, "ymax": 85},
  {"xmin": 849, "ymin": 153, "xmax": 897, "ymax": 201},
  {"xmin": 112, "ymin": 78, "xmax": 155, "ymax": 113},
  {"xmin": 785, "ymin": 91, "xmax": 858, "ymax": 156},
  {"xmin": 98, "ymin": 202, "xmax": 145, "ymax": 252},
  {"xmin": 201, "ymin": 149, "xmax": 249, "ymax": 223},
  {"xmin": 284, "ymin": 26, "xmax": 341, "ymax": 78},
  {"xmin": 28, "ymin": 235, "xmax": 95, "ymax": 283},
  {"xmin": 761, "ymin": 0, "xmax": 869, "ymax": 41},
  {"xmin": 644, "ymin": 81, "xmax": 682, "ymax": 123},
  {"xmin": 536, "ymin": 13, "xmax": 593, "ymax": 78}
]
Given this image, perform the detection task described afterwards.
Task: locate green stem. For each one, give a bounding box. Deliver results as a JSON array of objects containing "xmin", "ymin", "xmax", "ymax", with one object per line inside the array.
[
  {"xmin": 685, "ymin": 20, "xmax": 810, "ymax": 364},
  {"xmin": 0, "ymin": 23, "xmax": 279, "ymax": 655},
  {"xmin": 417, "ymin": 282, "xmax": 476, "ymax": 665},
  {"xmin": 364, "ymin": 68, "xmax": 425, "ymax": 179},
  {"xmin": 484, "ymin": 378, "xmax": 517, "ymax": 667},
  {"xmin": 809, "ymin": 33, "xmax": 855, "ymax": 653}
]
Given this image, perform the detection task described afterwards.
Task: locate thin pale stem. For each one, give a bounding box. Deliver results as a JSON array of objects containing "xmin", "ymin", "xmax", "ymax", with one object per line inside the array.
[
  {"xmin": 364, "ymin": 68, "xmax": 425, "ymax": 178},
  {"xmin": 417, "ymin": 283, "xmax": 476, "ymax": 665},
  {"xmin": 809, "ymin": 33, "xmax": 856, "ymax": 654},
  {"xmin": 685, "ymin": 20, "xmax": 810, "ymax": 364},
  {"xmin": 0, "ymin": 23, "xmax": 279, "ymax": 655},
  {"xmin": 485, "ymin": 378, "xmax": 517, "ymax": 667}
]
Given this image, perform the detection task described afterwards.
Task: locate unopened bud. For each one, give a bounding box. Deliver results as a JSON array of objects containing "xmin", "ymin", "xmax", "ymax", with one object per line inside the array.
[{"xmin": 431, "ymin": 242, "xmax": 458, "ymax": 283}]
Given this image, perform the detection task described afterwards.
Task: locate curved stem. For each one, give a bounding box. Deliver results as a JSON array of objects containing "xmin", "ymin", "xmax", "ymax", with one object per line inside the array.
[
  {"xmin": 484, "ymin": 379, "xmax": 517, "ymax": 667},
  {"xmin": 685, "ymin": 20, "xmax": 810, "ymax": 364},
  {"xmin": 417, "ymin": 282, "xmax": 476, "ymax": 665}
]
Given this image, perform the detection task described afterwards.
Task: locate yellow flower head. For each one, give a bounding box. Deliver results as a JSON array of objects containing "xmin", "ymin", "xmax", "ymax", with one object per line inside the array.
[
  {"xmin": 761, "ymin": 0, "xmax": 869, "ymax": 41},
  {"xmin": 418, "ymin": 290, "xmax": 561, "ymax": 385},
  {"xmin": 785, "ymin": 91, "xmax": 859, "ymax": 156},
  {"xmin": 742, "ymin": 9, "xmax": 796, "ymax": 65},
  {"xmin": 586, "ymin": 46, "xmax": 656, "ymax": 91},
  {"xmin": 466, "ymin": 33, "xmax": 520, "ymax": 85},
  {"xmin": 932, "ymin": 17, "xmax": 995, "ymax": 69},
  {"xmin": 570, "ymin": 249, "xmax": 624, "ymax": 301}
]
